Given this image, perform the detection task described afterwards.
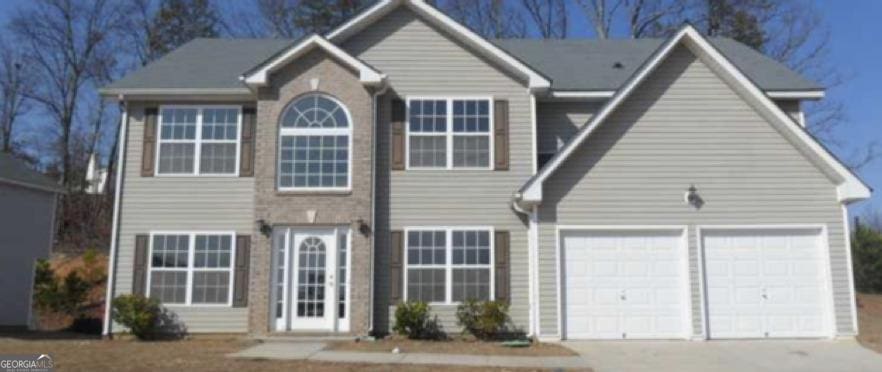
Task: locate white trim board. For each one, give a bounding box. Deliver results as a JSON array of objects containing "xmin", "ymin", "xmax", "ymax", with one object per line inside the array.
[
  {"xmin": 242, "ymin": 34, "xmax": 385, "ymax": 87},
  {"xmin": 326, "ymin": 0, "xmax": 551, "ymax": 91},
  {"xmin": 515, "ymin": 24, "xmax": 870, "ymax": 207}
]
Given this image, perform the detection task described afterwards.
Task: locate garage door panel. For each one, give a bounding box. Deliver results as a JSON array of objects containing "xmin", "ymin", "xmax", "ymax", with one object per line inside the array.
[
  {"xmin": 563, "ymin": 229, "xmax": 688, "ymax": 340},
  {"xmin": 703, "ymin": 228, "xmax": 829, "ymax": 339}
]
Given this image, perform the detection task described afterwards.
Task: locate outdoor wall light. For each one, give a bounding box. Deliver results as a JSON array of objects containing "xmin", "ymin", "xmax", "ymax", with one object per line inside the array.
[
  {"xmin": 685, "ymin": 184, "xmax": 705, "ymax": 209},
  {"xmin": 356, "ymin": 218, "xmax": 372, "ymax": 237},
  {"xmin": 257, "ymin": 219, "xmax": 272, "ymax": 237}
]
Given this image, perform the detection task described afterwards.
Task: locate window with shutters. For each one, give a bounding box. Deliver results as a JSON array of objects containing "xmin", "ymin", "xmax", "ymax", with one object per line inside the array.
[
  {"xmin": 404, "ymin": 227, "xmax": 494, "ymax": 304},
  {"xmin": 278, "ymin": 94, "xmax": 352, "ymax": 190},
  {"xmin": 147, "ymin": 232, "xmax": 236, "ymax": 306},
  {"xmin": 156, "ymin": 106, "xmax": 241, "ymax": 176},
  {"xmin": 406, "ymin": 98, "xmax": 493, "ymax": 170}
]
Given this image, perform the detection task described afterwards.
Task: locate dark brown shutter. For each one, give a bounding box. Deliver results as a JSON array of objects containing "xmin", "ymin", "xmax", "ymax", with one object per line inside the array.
[
  {"xmin": 390, "ymin": 231, "xmax": 404, "ymax": 303},
  {"xmin": 141, "ymin": 107, "xmax": 158, "ymax": 177},
  {"xmin": 493, "ymin": 100, "xmax": 510, "ymax": 171},
  {"xmin": 391, "ymin": 99, "xmax": 406, "ymax": 171},
  {"xmin": 133, "ymin": 235, "xmax": 150, "ymax": 296},
  {"xmin": 494, "ymin": 230, "xmax": 510, "ymax": 304},
  {"xmin": 233, "ymin": 235, "xmax": 251, "ymax": 307},
  {"xmin": 239, "ymin": 107, "xmax": 256, "ymax": 177}
]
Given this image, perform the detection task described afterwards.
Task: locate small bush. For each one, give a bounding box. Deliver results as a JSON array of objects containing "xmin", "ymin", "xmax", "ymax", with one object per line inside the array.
[
  {"xmin": 854, "ymin": 223, "xmax": 882, "ymax": 293},
  {"xmin": 393, "ymin": 301, "xmax": 445, "ymax": 340},
  {"xmin": 34, "ymin": 268, "xmax": 91, "ymax": 319},
  {"xmin": 456, "ymin": 299, "xmax": 513, "ymax": 340},
  {"xmin": 81, "ymin": 248, "xmax": 107, "ymax": 284},
  {"xmin": 111, "ymin": 295, "xmax": 161, "ymax": 339}
]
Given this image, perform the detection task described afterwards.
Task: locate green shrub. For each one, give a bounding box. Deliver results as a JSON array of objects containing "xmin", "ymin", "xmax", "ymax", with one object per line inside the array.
[
  {"xmin": 854, "ymin": 223, "xmax": 882, "ymax": 293},
  {"xmin": 33, "ymin": 267, "xmax": 91, "ymax": 319},
  {"xmin": 111, "ymin": 295, "xmax": 161, "ymax": 340},
  {"xmin": 456, "ymin": 299, "xmax": 512, "ymax": 340},
  {"xmin": 81, "ymin": 248, "xmax": 107, "ymax": 284},
  {"xmin": 393, "ymin": 301, "xmax": 445, "ymax": 340}
]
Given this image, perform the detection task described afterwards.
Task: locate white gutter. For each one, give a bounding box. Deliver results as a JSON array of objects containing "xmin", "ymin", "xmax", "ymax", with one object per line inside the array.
[
  {"xmin": 766, "ymin": 90, "xmax": 825, "ymax": 100},
  {"xmin": 368, "ymin": 84, "xmax": 389, "ymax": 333},
  {"xmin": 102, "ymin": 100, "xmax": 128, "ymax": 337}
]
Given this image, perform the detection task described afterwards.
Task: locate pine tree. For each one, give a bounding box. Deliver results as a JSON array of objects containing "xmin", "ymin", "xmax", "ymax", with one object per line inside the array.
[{"xmin": 148, "ymin": 0, "xmax": 219, "ymax": 58}]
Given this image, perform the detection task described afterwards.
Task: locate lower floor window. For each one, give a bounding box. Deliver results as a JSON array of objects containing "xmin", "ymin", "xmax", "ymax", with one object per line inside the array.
[
  {"xmin": 148, "ymin": 232, "xmax": 235, "ymax": 306},
  {"xmin": 405, "ymin": 228, "xmax": 493, "ymax": 304}
]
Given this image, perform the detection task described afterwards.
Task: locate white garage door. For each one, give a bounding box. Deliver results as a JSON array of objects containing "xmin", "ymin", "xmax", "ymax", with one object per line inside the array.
[
  {"xmin": 702, "ymin": 228, "xmax": 831, "ymax": 339},
  {"xmin": 562, "ymin": 229, "xmax": 689, "ymax": 340}
]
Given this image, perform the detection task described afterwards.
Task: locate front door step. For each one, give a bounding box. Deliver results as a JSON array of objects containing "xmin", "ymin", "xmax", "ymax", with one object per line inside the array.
[{"xmin": 254, "ymin": 333, "xmax": 357, "ymax": 342}]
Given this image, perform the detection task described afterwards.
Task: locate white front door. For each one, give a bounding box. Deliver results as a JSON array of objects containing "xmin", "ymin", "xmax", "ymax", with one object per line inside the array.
[
  {"xmin": 289, "ymin": 229, "xmax": 337, "ymax": 331},
  {"xmin": 561, "ymin": 229, "xmax": 689, "ymax": 340},
  {"xmin": 702, "ymin": 228, "xmax": 830, "ymax": 338}
]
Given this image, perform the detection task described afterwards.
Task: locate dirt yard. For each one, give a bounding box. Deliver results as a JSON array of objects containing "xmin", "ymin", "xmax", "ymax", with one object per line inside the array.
[
  {"xmin": 857, "ymin": 293, "xmax": 882, "ymax": 353},
  {"xmin": 0, "ymin": 334, "xmax": 559, "ymax": 371},
  {"xmin": 328, "ymin": 336, "xmax": 577, "ymax": 356}
]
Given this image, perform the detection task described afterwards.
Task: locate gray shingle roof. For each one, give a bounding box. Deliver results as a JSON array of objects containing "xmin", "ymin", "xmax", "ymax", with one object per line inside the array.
[
  {"xmin": 0, "ymin": 153, "xmax": 63, "ymax": 193},
  {"xmin": 102, "ymin": 38, "xmax": 295, "ymax": 93},
  {"xmin": 103, "ymin": 36, "xmax": 821, "ymax": 94},
  {"xmin": 492, "ymin": 37, "xmax": 821, "ymax": 91}
]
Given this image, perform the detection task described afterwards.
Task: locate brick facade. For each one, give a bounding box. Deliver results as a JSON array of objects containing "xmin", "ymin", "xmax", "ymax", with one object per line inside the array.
[{"xmin": 248, "ymin": 49, "xmax": 375, "ymax": 335}]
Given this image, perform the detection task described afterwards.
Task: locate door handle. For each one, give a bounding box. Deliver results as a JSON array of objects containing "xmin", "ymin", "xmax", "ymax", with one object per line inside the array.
[
  {"xmin": 761, "ymin": 288, "xmax": 768, "ymax": 300},
  {"xmin": 620, "ymin": 290, "xmax": 626, "ymax": 301}
]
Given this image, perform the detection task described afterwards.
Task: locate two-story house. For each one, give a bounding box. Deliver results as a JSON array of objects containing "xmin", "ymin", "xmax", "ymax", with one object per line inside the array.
[{"xmin": 100, "ymin": 0, "xmax": 870, "ymax": 341}]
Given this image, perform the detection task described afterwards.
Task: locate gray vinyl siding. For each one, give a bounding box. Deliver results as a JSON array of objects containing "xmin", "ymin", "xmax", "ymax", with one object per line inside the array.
[
  {"xmin": 112, "ymin": 102, "xmax": 253, "ymax": 333},
  {"xmin": 536, "ymin": 46, "xmax": 851, "ymax": 337},
  {"xmin": 0, "ymin": 183, "xmax": 56, "ymax": 327},
  {"xmin": 342, "ymin": 7, "xmax": 532, "ymax": 333},
  {"xmin": 536, "ymin": 102, "xmax": 601, "ymax": 154}
]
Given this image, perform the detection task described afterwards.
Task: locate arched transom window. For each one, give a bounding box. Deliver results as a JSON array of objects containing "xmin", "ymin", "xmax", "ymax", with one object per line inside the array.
[{"xmin": 278, "ymin": 94, "xmax": 351, "ymax": 190}]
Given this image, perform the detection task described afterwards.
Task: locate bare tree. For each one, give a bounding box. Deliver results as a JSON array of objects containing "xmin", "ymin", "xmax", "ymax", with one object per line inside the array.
[
  {"xmin": 0, "ymin": 36, "xmax": 32, "ymax": 153},
  {"xmin": 257, "ymin": 0, "xmax": 368, "ymax": 38},
  {"xmin": 439, "ymin": 0, "xmax": 528, "ymax": 39},
  {"xmin": 10, "ymin": 0, "xmax": 122, "ymax": 187},
  {"xmin": 121, "ymin": 0, "xmax": 160, "ymax": 66},
  {"xmin": 521, "ymin": 0, "xmax": 568, "ymax": 39},
  {"xmin": 624, "ymin": 0, "xmax": 688, "ymax": 38},
  {"xmin": 575, "ymin": 0, "xmax": 624, "ymax": 39}
]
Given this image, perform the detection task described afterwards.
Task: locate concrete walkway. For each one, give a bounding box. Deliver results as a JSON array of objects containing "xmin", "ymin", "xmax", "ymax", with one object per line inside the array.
[
  {"xmin": 229, "ymin": 341, "xmax": 588, "ymax": 369},
  {"xmin": 562, "ymin": 339, "xmax": 882, "ymax": 372}
]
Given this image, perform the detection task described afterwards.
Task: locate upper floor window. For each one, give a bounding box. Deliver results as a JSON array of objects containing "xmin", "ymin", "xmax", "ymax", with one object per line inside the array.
[
  {"xmin": 278, "ymin": 94, "xmax": 351, "ymax": 190},
  {"xmin": 156, "ymin": 106, "xmax": 241, "ymax": 175},
  {"xmin": 407, "ymin": 98, "xmax": 493, "ymax": 170}
]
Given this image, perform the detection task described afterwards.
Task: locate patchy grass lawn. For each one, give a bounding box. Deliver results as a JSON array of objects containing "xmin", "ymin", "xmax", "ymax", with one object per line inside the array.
[
  {"xmin": 858, "ymin": 293, "xmax": 882, "ymax": 353},
  {"xmin": 329, "ymin": 336, "xmax": 576, "ymax": 356},
  {"xmin": 0, "ymin": 334, "xmax": 557, "ymax": 371}
]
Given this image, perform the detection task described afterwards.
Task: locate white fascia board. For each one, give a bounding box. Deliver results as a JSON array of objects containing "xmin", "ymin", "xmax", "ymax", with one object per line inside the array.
[
  {"xmin": 242, "ymin": 35, "xmax": 385, "ymax": 87},
  {"xmin": 548, "ymin": 90, "xmax": 615, "ymax": 99},
  {"xmin": 766, "ymin": 90, "xmax": 826, "ymax": 100},
  {"xmin": 517, "ymin": 25, "xmax": 870, "ymax": 205},
  {"xmin": 326, "ymin": 0, "xmax": 551, "ymax": 91}
]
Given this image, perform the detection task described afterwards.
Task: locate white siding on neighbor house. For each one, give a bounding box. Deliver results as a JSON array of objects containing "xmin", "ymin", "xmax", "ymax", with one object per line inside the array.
[
  {"xmin": 536, "ymin": 46, "xmax": 850, "ymax": 338},
  {"xmin": 536, "ymin": 102, "xmax": 601, "ymax": 154},
  {"xmin": 0, "ymin": 183, "xmax": 56, "ymax": 327},
  {"xmin": 112, "ymin": 102, "xmax": 253, "ymax": 333},
  {"xmin": 341, "ymin": 7, "xmax": 532, "ymax": 333}
]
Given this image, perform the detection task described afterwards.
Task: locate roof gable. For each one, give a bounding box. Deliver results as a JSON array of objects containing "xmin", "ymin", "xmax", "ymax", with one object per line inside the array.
[
  {"xmin": 0, "ymin": 153, "xmax": 63, "ymax": 193},
  {"xmin": 242, "ymin": 35, "xmax": 385, "ymax": 87},
  {"xmin": 516, "ymin": 25, "xmax": 870, "ymax": 207},
  {"xmin": 326, "ymin": 0, "xmax": 551, "ymax": 91}
]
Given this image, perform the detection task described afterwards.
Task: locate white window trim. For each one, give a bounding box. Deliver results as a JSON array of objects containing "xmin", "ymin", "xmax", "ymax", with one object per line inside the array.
[
  {"xmin": 403, "ymin": 226, "xmax": 495, "ymax": 305},
  {"xmin": 277, "ymin": 94, "xmax": 354, "ymax": 192},
  {"xmin": 155, "ymin": 105, "xmax": 242, "ymax": 177},
  {"xmin": 405, "ymin": 96, "xmax": 495, "ymax": 171},
  {"xmin": 146, "ymin": 231, "xmax": 237, "ymax": 307}
]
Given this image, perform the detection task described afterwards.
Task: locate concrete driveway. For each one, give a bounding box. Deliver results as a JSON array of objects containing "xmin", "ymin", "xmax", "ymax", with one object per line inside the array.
[{"xmin": 563, "ymin": 339, "xmax": 882, "ymax": 372}]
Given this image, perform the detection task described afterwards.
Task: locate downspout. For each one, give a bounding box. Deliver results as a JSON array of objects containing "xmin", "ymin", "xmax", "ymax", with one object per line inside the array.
[
  {"xmin": 102, "ymin": 99, "xmax": 128, "ymax": 337},
  {"xmin": 368, "ymin": 83, "xmax": 389, "ymax": 334}
]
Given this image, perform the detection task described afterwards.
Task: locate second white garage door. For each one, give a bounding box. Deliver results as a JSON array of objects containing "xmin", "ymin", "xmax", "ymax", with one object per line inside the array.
[
  {"xmin": 561, "ymin": 229, "xmax": 689, "ymax": 340},
  {"xmin": 702, "ymin": 228, "xmax": 831, "ymax": 339}
]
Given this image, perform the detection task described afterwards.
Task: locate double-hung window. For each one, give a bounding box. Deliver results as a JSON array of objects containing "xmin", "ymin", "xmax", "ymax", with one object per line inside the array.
[
  {"xmin": 405, "ymin": 228, "xmax": 494, "ymax": 304},
  {"xmin": 148, "ymin": 232, "xmax": 235, "ymax": 306},
  {"xmin": 156, "ymin": 106, "xmax": 241, "ymax": 175},
  {"xmin": 407, "ymin": 98, "xmax": 492, "ymax": 169},
  {"xmin": 278, "ymin": 94, "xmax": 352, "ymax": 190}
]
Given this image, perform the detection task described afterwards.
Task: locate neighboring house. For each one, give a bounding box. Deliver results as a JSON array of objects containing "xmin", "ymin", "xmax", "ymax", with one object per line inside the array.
[
  {"xmin": 100, "ymin": 0, "xmax": 870, "ymax": 341},
  {"xmin": 84, "ymin": 153, "xmax": 108, "ymax": 195},
  {"xmin": 0, "ymin": 153, "xmax": 62, "ymax": 328}
]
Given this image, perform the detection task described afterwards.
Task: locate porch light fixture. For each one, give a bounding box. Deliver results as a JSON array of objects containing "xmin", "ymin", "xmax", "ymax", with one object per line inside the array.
[
  {"xmin": 685, "ymin": 184, "xmax": 704, "ymax": 209},
  {"xmin": 355, "ymin": 218, "xmax": 371, "ymax": 237},
  {"xmin": 257, "ymin": 219, "xmax": 272, "ymax": 237}
]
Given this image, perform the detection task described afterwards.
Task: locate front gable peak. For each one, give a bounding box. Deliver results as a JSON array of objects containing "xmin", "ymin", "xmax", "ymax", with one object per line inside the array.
[{"xmin": 242, "ymin": 34, "xmax": 385, "ymax": 88}]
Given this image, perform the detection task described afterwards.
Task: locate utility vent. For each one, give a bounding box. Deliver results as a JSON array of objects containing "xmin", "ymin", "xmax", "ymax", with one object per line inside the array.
[{"xmin": 613, "ymin": 61, "xmax": 624, "ymax": 69}]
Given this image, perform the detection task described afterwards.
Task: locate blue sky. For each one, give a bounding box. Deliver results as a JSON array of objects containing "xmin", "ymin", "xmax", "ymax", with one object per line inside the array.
[{"xmin": 0, "ymin": 0, "xmax": 879, "ymax": 217}]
